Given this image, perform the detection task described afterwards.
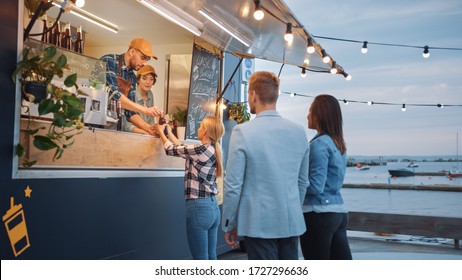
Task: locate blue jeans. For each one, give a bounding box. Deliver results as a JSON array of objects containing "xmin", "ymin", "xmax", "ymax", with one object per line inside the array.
[{"xmin": 185, "ymin": 196, "xmax": 220, "ymax": 260}]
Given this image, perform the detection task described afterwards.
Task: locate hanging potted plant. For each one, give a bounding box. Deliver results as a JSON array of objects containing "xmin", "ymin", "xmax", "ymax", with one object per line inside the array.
[
  {"xmin": 12, "ymin": 45, "xmax": 86, "ymax": 167},
  {"xmin": 228, "ymin": 102, "xmax": 251, "ymax": 124}
]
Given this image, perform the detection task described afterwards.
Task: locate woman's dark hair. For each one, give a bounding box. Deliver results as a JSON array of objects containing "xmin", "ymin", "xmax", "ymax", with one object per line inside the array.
[{"xmin": 311, "ymin": 94, "xmax": 346, "ymax": 154}]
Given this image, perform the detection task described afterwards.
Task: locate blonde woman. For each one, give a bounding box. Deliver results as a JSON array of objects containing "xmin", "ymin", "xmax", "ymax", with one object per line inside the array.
[{"xmin": 154, "ymin": 116, "xmax": 224, "ymax": 260}]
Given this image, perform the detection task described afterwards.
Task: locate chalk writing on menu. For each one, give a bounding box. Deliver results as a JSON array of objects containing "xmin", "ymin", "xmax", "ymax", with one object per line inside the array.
[{"xmin": 186, "ymin": 44, "xmax": 221, "ymax": 140}]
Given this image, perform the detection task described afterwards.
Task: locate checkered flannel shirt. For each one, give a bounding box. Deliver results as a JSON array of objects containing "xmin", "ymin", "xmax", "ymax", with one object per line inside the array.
[
  {"xmin": 100, "ymin": 53, "xmax": 138, "ymax": 119},
  {"xmin": 164, "ymin": 140, "xmax": 218, "ymax": 199}
]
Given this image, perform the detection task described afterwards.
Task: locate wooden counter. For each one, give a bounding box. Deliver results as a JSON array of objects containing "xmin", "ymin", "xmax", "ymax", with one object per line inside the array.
[{"xmin": 19, "ymin": 119, "xmax": 185, "ymax": 169}]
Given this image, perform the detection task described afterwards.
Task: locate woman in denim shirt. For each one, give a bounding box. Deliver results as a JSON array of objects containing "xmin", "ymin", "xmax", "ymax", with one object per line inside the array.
[{"xmin": 300, "ymin": 94, "xmax": 352, "ymax": 260}]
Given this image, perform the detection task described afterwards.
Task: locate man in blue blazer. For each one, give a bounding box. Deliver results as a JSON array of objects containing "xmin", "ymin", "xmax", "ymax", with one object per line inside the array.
[{"xmin": 222, "ymin": 71, "xmax": 309, "ymax": 260}]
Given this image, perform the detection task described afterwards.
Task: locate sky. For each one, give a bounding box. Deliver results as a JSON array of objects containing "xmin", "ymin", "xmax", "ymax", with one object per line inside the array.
[{"xmin": 255, "ymin": 0, "xmax": 462, "ymax": 156}]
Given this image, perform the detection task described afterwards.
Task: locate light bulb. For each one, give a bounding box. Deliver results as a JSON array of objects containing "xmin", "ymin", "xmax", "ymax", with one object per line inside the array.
[
  {"xmin": 401, "ymin": 104, "xmax": 406, "ymax": 112},
  {"xmin": 304, "ymin": 58, "xmax": 310, "ymax": 66},
  {"xmin": 342, "ymin": 72, "xmax": 352, "ymax": 81},
  {"xmin": 343, "ymin": 99, "xmax": 349, "ymax": 105},
  {"xmin": 290, "ymin": 93, "xmax": 295, "ymax": 97},
  {"xmin": 253, "ymin": 1, "xmax": 264, "ymax": 20},
  {"xmin": 75, "ymin": 0, "xmax": 85, "ymax": 8},
  {"xmin": 330, "ymin": 62, "xmax": 338, "ymax": 74},
  {"xmin": 306, "ymin": 38, "xmax": 315, "ymax": 53},
  {"xmin": 361, "ymin": 41, "xmax": 368, "ymax": 54},
  {"xmin": 254, "ymin": 9, "xmax": 264, "ymax": 20},
  {"xmin": 284, "ymin": 23, "xmax": 293, "ymax": 43},
  {"xmin": 321, "ymin": 49, "xmax": 331, "ymax": 63},
  {"xmin": 423, "ymin": 46, "xmax": 430, "ymax": 58},
  {"xmin": 367, "ymin": 101, "xmax": 373, "ymax": 106},
  {"xmin": 301, "ymin": 68, "xmax": 307, "ymax": 78}
]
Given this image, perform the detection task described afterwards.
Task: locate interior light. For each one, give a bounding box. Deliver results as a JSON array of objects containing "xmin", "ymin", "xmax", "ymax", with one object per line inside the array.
[
  {"xmin": 52, "ymin": 0, "xmax": 118, "ymax": 33},
  {"xmin": 423, "ymin": 46, "xmax": 430, "ymax": 58},
  {"xmin": 321, "ymin": 49, "xmax": 331, "ymax": 63},
  {"xmin": 361, "ymin": 41, "xmax": 368, "ymax": 54},
  {"xmin": 401, "ymin": 104, "xmax": 406, "ymax": 112},
  {"xmin": 253, "ymin": 0, "xmax": 264, "ymax": 20},
  {"xmin": 284, "ymin": 23, "xmax": 293, "ymax": 43},
  {"xmin": 138, "ymin": 0, "xmax": 202, "ymax": 36},
  {"xmin": 306, "ymin": 37, "xmax": 315, "ymax": 53},
  {"xmin": 301, "ymin": 68, "xmax": 307, "ymax": 78},
  {"xmin": 198, "ymin": 9, "xmax": 251, "ymax": 47}
]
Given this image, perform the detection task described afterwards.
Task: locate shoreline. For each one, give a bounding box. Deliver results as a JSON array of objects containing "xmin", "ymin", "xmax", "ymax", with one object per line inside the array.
[{"xmin": 343, "ymin": 183, "xmax": 462, "ymax": 192}]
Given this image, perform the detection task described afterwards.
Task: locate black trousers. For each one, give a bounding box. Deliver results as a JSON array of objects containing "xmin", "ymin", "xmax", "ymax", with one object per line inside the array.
[
  {"xmin": 244, "ymin": 236, "xmax": 299, "ymax": 260},
  {"xmin": 300, "ymin": 212, "xmax": 352, "ymax": 260}
]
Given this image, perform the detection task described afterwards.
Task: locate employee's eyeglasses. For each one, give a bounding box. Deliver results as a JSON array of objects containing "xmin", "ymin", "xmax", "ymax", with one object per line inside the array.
[{"xmin": 135, "ymin": 49, "xmax": 150, "ymax": 61}]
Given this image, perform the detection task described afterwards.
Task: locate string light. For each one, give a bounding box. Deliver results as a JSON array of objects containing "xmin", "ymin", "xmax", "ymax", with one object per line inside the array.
[
  {"xmin": 303, "ymin": 58, "xmax": 310, "ymax": 66},
  {"xmin": 279, "ymin": 91, "xmax": 462, "ymax": 109},
  {"xmin": 401, "ymin": 104, "xmax": 407, "ymax": 112},
  {"xmin": 330, "ymin": 61, "xmax": 338, "ymax": 74},
  {"xmin": 423, "ymin": 45, "xmax": 430, "ymax": 58},
  {"xmin": 284, "ymin": 23, "xmax": 293, "ymax": 43},
  {"xmin": 74, "ymin": 0, "xmax": 85, "ymax": 8},
  {"xmin": 253, "ymin": 0, "xmax": 264, "ymax": 21},
  {"xmin": 313, "ymin": 35, "xmax": 462, "ymax": 58},
  {"xmin": 306, "ymin": 37, "xmax": 315, "ymax": 53},
  {"xmin": 361, "ymin": 41, "xmax": 368, "ymax": 53},
  {"xmin": 301, "ymin": 67, "xmax": 307, "ymax": 78},
  {"xmin": 342, "ymin": 71, "xmax": 352, "ymax": 81},
  {"xmin": 321, "ymin": 49, "xmax": 331, "ymax": 63}
]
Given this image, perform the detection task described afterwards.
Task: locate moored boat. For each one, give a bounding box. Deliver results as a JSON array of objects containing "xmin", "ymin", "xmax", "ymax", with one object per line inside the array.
[
  {"xmin": 388, "ymin": 169, "xmax": 415, "ymax": 177},
  {"xmin": 448, "ymin": 171, "xmax": 462, "ymax": 178}
]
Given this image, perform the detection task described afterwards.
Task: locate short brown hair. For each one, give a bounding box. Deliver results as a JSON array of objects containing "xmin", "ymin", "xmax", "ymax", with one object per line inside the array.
[{"xmin": 249, "ymin": 71, "xmax": 279, "ymax": 105}]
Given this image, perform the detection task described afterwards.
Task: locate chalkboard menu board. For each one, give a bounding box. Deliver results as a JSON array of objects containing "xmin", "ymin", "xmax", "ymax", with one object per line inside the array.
[{"xmin": 185, "ymin": 44, "xmax": 221, "ymax": 140}]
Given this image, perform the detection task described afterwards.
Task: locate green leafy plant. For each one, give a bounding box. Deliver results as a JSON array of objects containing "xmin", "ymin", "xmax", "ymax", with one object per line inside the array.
[
  {"xmin": 228, "ymin": 102, "xmax": 251, "ymax": 124},
  {"xmin": 172, "ymin": 106, "xmax": 188, "ymax": 127},
  {"xmin": 12, "ymin": 45, "xmax": 86, "ymax": 167}
]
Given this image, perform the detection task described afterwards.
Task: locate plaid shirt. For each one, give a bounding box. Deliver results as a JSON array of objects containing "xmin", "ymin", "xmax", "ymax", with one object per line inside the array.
[
  {"xmin": 100, "ymin": 53, "xmax": 138, "ymax": 119},
  {"xmin": 164, "ymin": 140, "xmax": 218, "ymax": 199}
]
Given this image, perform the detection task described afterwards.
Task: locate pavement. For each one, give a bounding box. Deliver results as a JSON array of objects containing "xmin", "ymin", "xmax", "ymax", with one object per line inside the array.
[{"xmin": 218, "ymin": 231, "xmax": 462, "ymax": 260}]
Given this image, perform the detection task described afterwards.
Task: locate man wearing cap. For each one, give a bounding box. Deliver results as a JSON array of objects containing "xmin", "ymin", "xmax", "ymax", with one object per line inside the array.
[
  {"xmin": 100, "ymin": 38, "xmax": 163, "ymax": 129},
  {"xmin": 121, "ymin": 64, "xmax": 159, "ymax": 135}
]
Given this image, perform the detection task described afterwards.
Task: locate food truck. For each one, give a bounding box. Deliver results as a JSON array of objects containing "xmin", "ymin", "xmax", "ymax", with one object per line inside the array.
[{"xmin": 0, "ymin": 0, "xmax": 344, "ymax": 259}]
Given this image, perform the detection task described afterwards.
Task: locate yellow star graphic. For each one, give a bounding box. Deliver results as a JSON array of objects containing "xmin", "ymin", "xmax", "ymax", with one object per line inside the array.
[{"xmin": 24, "ymin": 186, "xmax": 32, "ymax": 198}]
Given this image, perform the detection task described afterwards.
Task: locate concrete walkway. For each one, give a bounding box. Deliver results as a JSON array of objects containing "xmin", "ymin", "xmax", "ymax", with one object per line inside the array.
[{"xmin": 218, "ymin": 231, "xmax": 462, "ymax": 260}]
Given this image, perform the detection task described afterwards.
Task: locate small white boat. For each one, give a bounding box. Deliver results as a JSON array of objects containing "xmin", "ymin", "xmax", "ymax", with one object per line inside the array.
[
  {"xmin": 407, "ymin": 162, "xmax": 419, "ymax": 168},
  {"xmin": 356, "ymin": 164, "xmax": 370, "ymax": 171}
]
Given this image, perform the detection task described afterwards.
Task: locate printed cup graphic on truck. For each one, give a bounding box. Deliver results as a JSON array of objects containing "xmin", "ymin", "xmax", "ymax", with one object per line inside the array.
[{"xmin": 3, "ymin": 197, "xmax": 30, "ymax": 257}]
